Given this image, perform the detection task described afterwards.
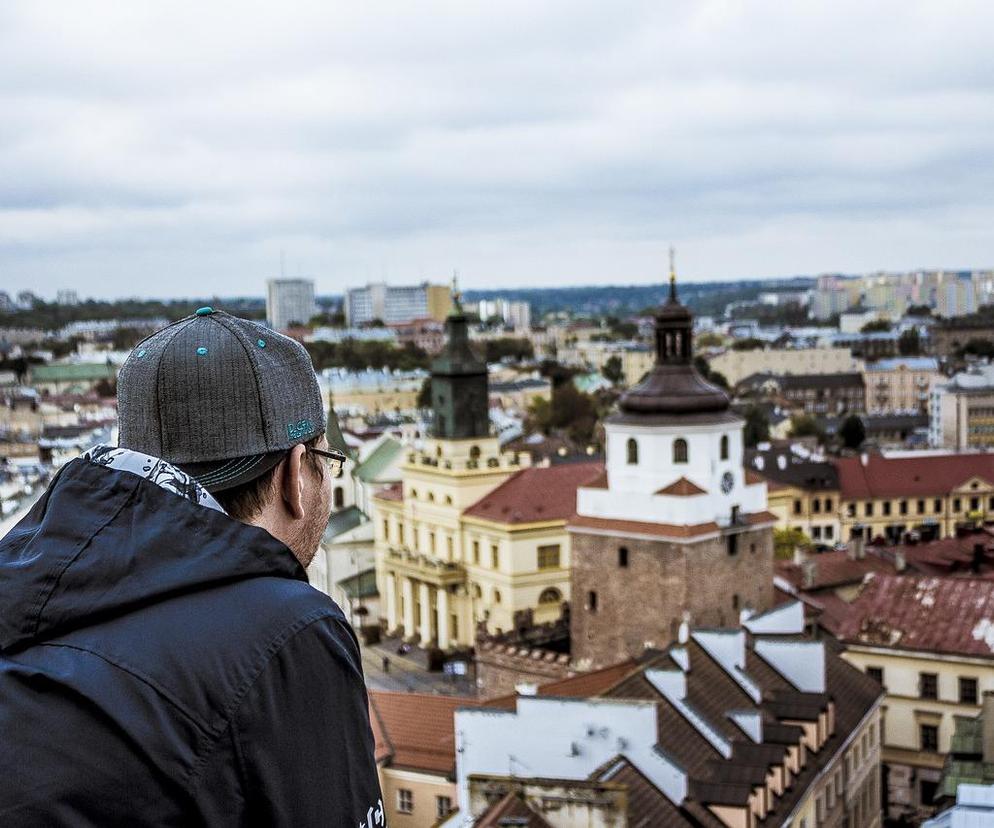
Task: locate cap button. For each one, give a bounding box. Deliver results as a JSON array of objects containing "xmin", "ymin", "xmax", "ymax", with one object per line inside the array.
[{"xmin": 195, "ymin": 306, "xmax": 214, "ymax": 316}]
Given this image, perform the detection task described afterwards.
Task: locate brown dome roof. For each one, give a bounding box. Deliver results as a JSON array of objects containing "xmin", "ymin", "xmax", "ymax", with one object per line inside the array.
[{"xmin": 616, "ymin": 276, "xmax": 730, "ymax": 418}]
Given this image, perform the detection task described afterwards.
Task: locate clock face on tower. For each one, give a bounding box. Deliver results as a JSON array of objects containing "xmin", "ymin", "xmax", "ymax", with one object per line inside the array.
[{"xmin": 721, "ymin": 471, "xmax": 735, "ymax": 494}]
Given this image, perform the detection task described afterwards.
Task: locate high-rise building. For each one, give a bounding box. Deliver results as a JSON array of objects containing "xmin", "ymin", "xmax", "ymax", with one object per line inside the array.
[
  {"xmin": 345, "ymin": 281, "xmax": 452, "ymax": 326},
  {"xmin": 56, "ymin": 289, "xmax": 79, "ymax": 306},
  {"xmin": 266, "ymin": 278, "xmax": 315, "ymax": 331},
  {"xmin": 477, "ymin": 299, "xmax": 531, "ymax": 331},
  {"xmin": 930, "ymin": 363, "xmax": 994, "ymax": 449}
]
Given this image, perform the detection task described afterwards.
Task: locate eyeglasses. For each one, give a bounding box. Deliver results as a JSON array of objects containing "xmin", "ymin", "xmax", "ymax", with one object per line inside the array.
[{"xmin": 306, "ymin": 446, "xmax": 347, "ymax": 479}]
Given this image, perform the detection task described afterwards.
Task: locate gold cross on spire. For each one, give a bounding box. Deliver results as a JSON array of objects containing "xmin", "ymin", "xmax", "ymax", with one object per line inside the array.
[{"xmin": 668, "ymin": 245, "xmax": 678, "ymax": 302}]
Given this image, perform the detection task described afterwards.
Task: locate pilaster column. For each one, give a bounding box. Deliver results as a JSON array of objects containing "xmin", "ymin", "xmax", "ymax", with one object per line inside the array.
[
  {"xmin": 437, "ymin": 586, "xmax": 450, "ymax": 650},
  {"xmin": 419, "ymin": 582, "xmax": 432, "ymax": 644},
  {"xmin": 402, "ymin": 577, "xmax": 415, "ymax": 639},
  {"xmin": 385, "ymin": 572, "xmax": 397, "ymax": 632}
]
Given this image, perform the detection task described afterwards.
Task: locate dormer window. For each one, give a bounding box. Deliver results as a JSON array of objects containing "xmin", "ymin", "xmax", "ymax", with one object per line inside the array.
[
  {"xmin": 626, "ymin": 438, "xmax": 638, "ymax": 465},
  {"xmin": 673, "ymin": 438, "xmax": 688, "ymax": 464}
]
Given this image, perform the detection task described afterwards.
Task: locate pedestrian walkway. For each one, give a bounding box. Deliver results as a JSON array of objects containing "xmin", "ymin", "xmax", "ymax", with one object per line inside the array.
[{"xmin": 359, "ymin": 637, "xmax": 477, "ymax": 696}]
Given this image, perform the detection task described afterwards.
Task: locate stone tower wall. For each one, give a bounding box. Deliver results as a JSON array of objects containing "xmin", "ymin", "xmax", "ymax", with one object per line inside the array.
[{"xmin": 569, "ymin": 525, "xmax": 774, "ymax": 670}]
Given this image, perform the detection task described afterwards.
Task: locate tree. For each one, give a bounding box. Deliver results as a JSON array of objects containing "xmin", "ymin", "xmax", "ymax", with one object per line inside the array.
[
  {"xmin": 898, "ymin": 328, "xmax": 921, "ymax": 356},
  {"xmin": 694, "ymin": 356, "xmax": 729, "ymax": 389},
  {"xmin": 860, "ymin": 319, "xmax": 891, "ymax": 333},
  {"xmin": 416, "ymin": 378, "xmax": 432, "ymax": 409},
  {"xmin": 695, "ymin": 331, "xmax": 724, "ymax": 349},
  {"xmin": 839, "ymin": 414, "xmax": 866, "ymax": 450},
  {"xmin": 526, "ymin": 383, "xmax": 599, "ymax": 445},
  {"xmin": 743, "ymin": 405, "xmax": 770, "ymax": 448},
  {"xmin": 731, "ymin": 337, "xmax": 765, "ymax": 351},
  {"xmin": 774, "ymin": 527, "xmax": 812, "ymax": 561},
  {"xmin": 957, "ymin": 338, "xmax": 994, "ymax": 360},
  {"xmin": 906, "ymin": 304, "xmax": 932, "ymax": 317},
  {"xmin": 602, "ymin": 355, "xmax": 624, "ymax": 385},
  {"xmin": 788, "ymin": 413, "xmax": 825, "ymax": 442},
  {"xmin": 484, "ymin": 337, "xmax": 534, "ymax": 363}
]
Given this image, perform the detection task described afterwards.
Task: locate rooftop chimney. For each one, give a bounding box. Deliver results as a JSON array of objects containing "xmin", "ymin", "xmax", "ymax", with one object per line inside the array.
[
  {"xmin": 848, "ymin": 534, "xmax": 866, "ymax": 561},
  {"xmin": 972, "ymin": 543, "xmax": 985, "ymax": 574},
  {"xmin": 894, "ymin": 551, "xmax": 907, "ymax": 572},
  {"xmin": 802, "ymin": 559, "xmax": 817, "ymax": 589}
]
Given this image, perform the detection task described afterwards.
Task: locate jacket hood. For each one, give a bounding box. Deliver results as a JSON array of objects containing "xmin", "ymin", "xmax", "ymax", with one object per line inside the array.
[{"xmin": 0, "ymin": 453, "xmax": 306, "ymax": 652}]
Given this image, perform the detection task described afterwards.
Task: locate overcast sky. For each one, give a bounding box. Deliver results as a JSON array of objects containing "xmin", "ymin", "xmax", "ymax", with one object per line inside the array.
[{"xmin": 1, "ymin": 1, "xmax": 992, "ymax": 299}]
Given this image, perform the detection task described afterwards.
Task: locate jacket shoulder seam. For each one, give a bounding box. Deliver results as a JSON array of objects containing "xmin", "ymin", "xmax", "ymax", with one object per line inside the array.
[
  {"xmin": 184, "ymin": 606, "xmax": 344, "ymax": 789},
  {"xmin": 40, "ymin": 641, "xmax": 215, "ymax": 737}
]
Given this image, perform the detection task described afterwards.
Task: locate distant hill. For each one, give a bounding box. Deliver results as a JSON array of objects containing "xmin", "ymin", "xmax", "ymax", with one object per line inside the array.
[{"xmin": 463, "ymin": 277, "xmax": 815, "ymax": 318}]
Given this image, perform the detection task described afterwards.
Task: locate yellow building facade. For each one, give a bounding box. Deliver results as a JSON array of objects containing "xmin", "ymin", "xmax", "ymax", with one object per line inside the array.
[{"xmin": 372, "ymin": 436, "xmax": 596, "ymax": 648}]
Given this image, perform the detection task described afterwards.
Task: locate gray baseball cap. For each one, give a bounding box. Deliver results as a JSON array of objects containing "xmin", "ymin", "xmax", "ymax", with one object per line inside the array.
[{"xmin": 117, "ymin": 306, "xmax": 336, "ymax": 492}]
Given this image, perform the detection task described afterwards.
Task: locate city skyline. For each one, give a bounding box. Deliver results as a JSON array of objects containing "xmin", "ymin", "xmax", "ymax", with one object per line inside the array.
[{"xmin": 1, "ymin": 2, "xmax": 993, "ymax": 298}]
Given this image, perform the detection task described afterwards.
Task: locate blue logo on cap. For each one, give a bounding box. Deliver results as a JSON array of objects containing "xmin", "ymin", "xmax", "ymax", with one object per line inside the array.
[{"xmin": 287, "ymin": 420, "xmax": 314, "ymax": 440}]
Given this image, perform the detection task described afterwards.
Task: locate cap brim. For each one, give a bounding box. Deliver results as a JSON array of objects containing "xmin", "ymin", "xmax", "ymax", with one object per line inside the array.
[{"xmin": 177, "ymin": 450, "xmax": 288, "ymax": 494}]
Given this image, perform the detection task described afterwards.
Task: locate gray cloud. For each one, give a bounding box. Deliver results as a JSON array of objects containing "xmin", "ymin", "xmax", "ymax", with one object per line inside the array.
[{"xmin": 0, "ymin": 0, "xmax": 993, "ymax": 298}]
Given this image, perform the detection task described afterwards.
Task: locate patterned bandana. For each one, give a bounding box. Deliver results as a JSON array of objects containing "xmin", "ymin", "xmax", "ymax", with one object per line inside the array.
[{"xmin": 82, "ymin": 444, "xmax": 226, "ymax": 515}]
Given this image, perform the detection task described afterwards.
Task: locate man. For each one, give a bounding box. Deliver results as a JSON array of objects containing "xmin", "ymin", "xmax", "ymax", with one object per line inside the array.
[{"xmin": 0, "ymin": 308, "xmax": 384, "ymax": 826}]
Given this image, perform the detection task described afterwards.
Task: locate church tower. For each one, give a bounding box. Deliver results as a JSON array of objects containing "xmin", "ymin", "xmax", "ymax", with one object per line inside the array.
[
  {"xmin": 569, "ymin": 251, "xmax": 775, "ymax": 669},
  {"xmin": 430, "ymin": 287, "xmax": 489, "ymax": 440},
  {"xmin": 373, "ymin": 279, "xmax": 526, "ymax": 651}
]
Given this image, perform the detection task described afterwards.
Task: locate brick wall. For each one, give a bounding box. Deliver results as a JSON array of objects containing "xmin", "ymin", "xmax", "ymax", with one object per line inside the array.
[
  {"xmin": 475, "ymin": 642, "xmax": 571, "ymax": 698},
  {"xmin": 570, "ymin": 525, "xmax": 774, "ymax": 669}
]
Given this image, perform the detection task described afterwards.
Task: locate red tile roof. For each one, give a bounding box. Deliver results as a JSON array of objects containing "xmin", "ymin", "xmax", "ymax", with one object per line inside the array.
[
  {"xmin": 744, "ymin": 469, "xmax": 767, "ymax": 485},
  {"xmin": 368, "ymin": 691, "xmax": 481, "ymax": 775},
  {"xmin": 568, "ymin": 510, "xmax": 776, "ymax": 541},
  {"xmin": 881, "ymin": 530, "xmax": 994, "ymax": 577},
  {"xmin": 569, "ymin": 513, "xmax": 721, "ymax": 540},
  {"xmin": 463, "ymin": 462, "xmax": 602, "ymax": 525},
  {"xmin": 536, "ymin": 660, "xmax": 640, "ymax": 698},
  {"xmin": 656, "ymin": 477, "xmax": 707, "ymax": 496},
  {"xmin": 776, "ymin": 551, "xmax": 895, "ymax": 591},
  {"xmin": 836, "ymin": 574, "xmax": 994, "ymax": 658},
  {"xmin": 373, "ymin": 482, "xmax": 403, "ymax": 502},
  {"xmin": 835, "ymin": 453, "xmax": 994, "ymax": 499}
]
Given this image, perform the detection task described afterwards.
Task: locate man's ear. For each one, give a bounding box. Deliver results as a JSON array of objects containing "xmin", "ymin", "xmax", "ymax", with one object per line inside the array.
[{"xmin": 280, "ymin": 444, "xmax": 307, "ymax": 520}]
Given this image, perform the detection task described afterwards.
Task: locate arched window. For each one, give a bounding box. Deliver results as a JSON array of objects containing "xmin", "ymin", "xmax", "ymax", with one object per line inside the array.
[
  {"xmin": 410, "ymin": 488, "xmax": 418, "ymax": 499},
  {"xmin": 333, "ymin": 486, "xmax": 344, "ymax": 509},
  {"xmin": 626, "ymin": 438, "xmax": 638, "ymax": 465},
  {"xmin": 469, "ymin": 445, "xmax": 481, "ymax": 460},
  {"xmin": 539, "ymin": 588, "xmax": 562, "ymax": 605},
  {"xmin": 720, "ymin": 434, "xmax": 729, "ymax": 461},
  {"xmin": 471, "ymin": 583, "xmax": 482, "ymax": 599},
  {"xmin": 493, "ymin": 589, "xmax": 502, "ymax": 605},
  {"xmin": 427, "ymin": 491, "xmax": 435, "ymax": 502},
  {"xmin": 673, "ymin": 438, "xmax": 688, "ymax": 464}
]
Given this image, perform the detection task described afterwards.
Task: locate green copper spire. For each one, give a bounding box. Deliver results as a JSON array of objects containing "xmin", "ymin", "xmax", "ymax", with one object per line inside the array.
[{"xmin": 429, "ymin": 274, "xmax": 489, "ymax": 439}]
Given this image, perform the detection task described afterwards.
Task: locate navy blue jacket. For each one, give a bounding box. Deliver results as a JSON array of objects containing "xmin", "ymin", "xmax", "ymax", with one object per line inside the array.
[{"xmin": 0, "ymin": 456, "xmax": 384, "ymax": 826}]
